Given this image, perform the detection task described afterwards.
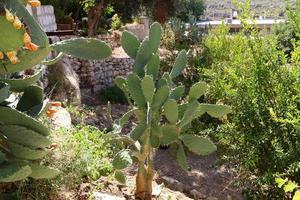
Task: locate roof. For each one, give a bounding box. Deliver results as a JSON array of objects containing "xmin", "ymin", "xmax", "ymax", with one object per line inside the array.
[{"xmin": 197, "ymin": 19, "xmax": 285, "ymax": 28}]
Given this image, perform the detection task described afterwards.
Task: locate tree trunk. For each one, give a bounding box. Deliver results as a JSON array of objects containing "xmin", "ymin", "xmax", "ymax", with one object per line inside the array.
[
  {"xmin": 87, "ymin": 0, "xmax": 104, "ymax": 37},
  {"xmin": 152, "ymin": 0, "xmax": 172, "ymax": 24}
]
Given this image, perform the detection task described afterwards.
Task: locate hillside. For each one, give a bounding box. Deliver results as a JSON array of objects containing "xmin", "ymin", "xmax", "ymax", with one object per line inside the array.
[{"xmin": 203, "ymin": 0, "xmax": 291, "ymax": 19}]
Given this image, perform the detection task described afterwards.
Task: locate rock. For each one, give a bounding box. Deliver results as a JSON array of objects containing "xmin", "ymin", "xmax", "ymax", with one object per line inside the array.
[
  {"xmin": 161, "ymin": 176, "xmax": 185, "ymax": 192},
  {"xmin": 207, "ymin": 197, "xmax": 218, "ymax": 200},
  {"xmin": 160, "ymin": 188, "xmax": 193, "ymax": 200},
  {"xmin": 92, "ymin": 192, "xmax": 125, "ymax": 200},
  {"xmin": 152, "ymin": 184, "xmax": 162, "ymax": 197},
  {"xmin": 47, "ymin": 57, "xmax": 81, "ymax": 105},
  {"xmin": 50, "ymin": 107, "xmax": 72, "ymax": 129},
  {"xmin": 190, "ymin": 189, "xmax": 207, "ymax": 199}
]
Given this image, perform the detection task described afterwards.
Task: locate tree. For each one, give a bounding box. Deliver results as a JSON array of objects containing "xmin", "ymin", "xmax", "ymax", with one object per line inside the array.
[
  {"xmin": 81, "ymin": 0, "xmax": 105, "ymax": 36},
  {"xmin": 174, "ymin": 0, "xmax": 205, "ymax": 22}
]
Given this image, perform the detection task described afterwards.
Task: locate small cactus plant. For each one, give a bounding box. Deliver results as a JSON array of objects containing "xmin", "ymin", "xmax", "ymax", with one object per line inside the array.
[
  {"xmin": 0, "ymin": 0, "xmax": 111, "ymax": 183},
  {"xmin": 109, "ymin": 22, "xmax": 231, "ymax": 200}
]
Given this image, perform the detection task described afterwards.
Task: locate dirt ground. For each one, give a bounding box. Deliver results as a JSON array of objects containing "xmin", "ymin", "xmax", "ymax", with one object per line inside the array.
[{"xmin": 155, "ymin": 149, "xmax": 244, "ymax": 200}]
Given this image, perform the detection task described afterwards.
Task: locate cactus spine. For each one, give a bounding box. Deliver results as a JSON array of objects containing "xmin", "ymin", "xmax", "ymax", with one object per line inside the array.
[{"xmin": 110, "ymin": 22, "xmax": 231, "ymax": 200}]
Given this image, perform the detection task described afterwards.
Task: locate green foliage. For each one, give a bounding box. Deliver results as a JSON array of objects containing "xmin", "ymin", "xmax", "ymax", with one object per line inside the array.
[
  {"xmin": 112, "ymin": 149, "xmax": 133, "ymax": 170},
  {"xmin": 0, "ymin": 0, "xmax": 111, "ymax": 184},
  {"xmin": 98, "ymin": 85, "xmax": 127, "ymax": 104},
  {"xmin": 276, "ymin": 177, "xmax": 300, "ymax": 200},
  {"xmin": 201, "ymin": 13, "xmax": 300, "ymax": 199},
  {"xmin": 173, "ymin": 0, "xmax": 205, "ymax": 22},
  {"xmin": 121, "ymin": 31, "xmax": 140, "ymax": 59},
  {"xmin": 110, "ymin": 22, "xmax": 230, "ymax": 199},
  {"xmin": 52, "ymin": 125, "xmax": 114, "ymax": 183},
  {"xmin": 111, "ymin": 14, "xmax": 122, "ymax": 30}
]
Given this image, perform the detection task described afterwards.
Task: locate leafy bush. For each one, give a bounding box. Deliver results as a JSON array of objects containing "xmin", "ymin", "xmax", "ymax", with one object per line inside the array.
[
  {"xmin": 201, "ymin": 18, "xmax": 300, "ymax": 199},
  {"xmin": 98, "ymin": 85, "xmax": 127, "ymax": 104},
  {"xmin": 7, "ymin": 124, "xmax": 116, "ymax": 199},
  {"xmin": 111, "ymin": 14, "xmax": 122, "ymax": 30},
  {"xmin": 52, "ymin": 125, "xmax": 114, "ymax": 184}
]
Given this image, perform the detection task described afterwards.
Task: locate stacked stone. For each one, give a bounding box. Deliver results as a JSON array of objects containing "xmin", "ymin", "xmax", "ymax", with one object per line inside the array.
[
  {"xmin": 62, "ymin": 55, "xmax": 133, "ymax": 93},
  {"xmin": 78, "ymin": 60, "xmax": 96, "ymax": 89},
  {"xmin": 93, "ymin": 57, "xmax": 133, "ymax": 92}
]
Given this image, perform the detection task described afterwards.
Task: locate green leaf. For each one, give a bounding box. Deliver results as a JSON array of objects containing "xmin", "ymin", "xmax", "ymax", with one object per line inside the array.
[
  {"xmin": 121, "ymin": 31, "xmax": 140, "ymax": 59},
  {"xmin": 120, "ymin": 109, "xmax": 136, "ymax": 128},
  {"xmin": 149, "ymin": 22, "xmax": 163, "ymax": 53},
  {"xmin": 0, "ymin": 69, "xmax": 43, "ymax": 92},
  {"xmin": 115, "ymin": 76, "xmax": 127, "ymax": 90},
  {"xmin": 0, "ymin": 162, "xmax": 32, "ymax": 183},
  {"xmin": 4, "ymin": 0, "xmax": 48, "ymax": 47},
  {"xmin": 199, "ymin": 104, "xmax": 231, "ymax": 118},
  {"xmin": 0, "ymin": 6, "xmax": 25, "ymax": 51},
  {"xmin": 113, "ymin": 150, "xmax": 133, "ymax": 170},
  {"xmin": 50, "ymin": 38, "xmax": 112, "ymax": 60},
  {"xmin": 0, "ymin": 82, "xmax": 10, "ymax": 103},
  {"xmin": 170, "ymin": 50, "xmax": 187, "ymax": 79},
  {"xmin": 170, "ymin": 85, "xmax": 185, "ymax": 101},
  {"xmin": 133, "ymin": 37, "xmax": 153, "ymax": 77},
  {"xmin": 179, "ymin": 101, "xmax": 200, "ymax": 128},
  {"xmin": 0, "ymin": 47, "xmax": 50, "ymax": 74},
  {"xmin": 115, "ymin": 170, "xmax": 126, "ymax": 184},
  {"xmin": 29, "ymin": 164, "xmax": 60, "ymax": 179},
  {"xmin": 114, "ymin": 76, "xmax": 129, "ymax": 98},
  {"xmin": 0, "ymin": 125, "xmax": 51, "ymax": 148},
  {"xmin": 181, "ymin": 134, "xmax": 217, "ymax": 156},
  {"xmin": 130, "ymin": 122, "xmax": 147, "ymax": 141},
  {"xmin": 162, "ymin": 72, "xmax": 172, "ymax": 86},
  {"xmin": 7, "ymin": 142, "xmax": 48, "ymax": 160},
  {"xmin": 152, "ymin": 85, "xmax": 170, "ymax": 110},
  {"xmin": 146, "ymin": 54, "xmax": 160, "ymax": 80},
  {"xmin": 150, "ymin": 125, "xmax": 161, "ymax": 148},
  {"xmin": 141, "ymin": 75, "xmax": 155, "ymax": 103},
  {"xmin": 284, "ymin": 181, "xmax": 298, "ymax": 193},
  {"xmin": 106, "ymin": 133, "xmax": 137, "ymax": 148},
  {"xmin": 157, "ymin": 78, "xmax": 169, "ymax": 89},
  {"xmin": 293, "ymin": 191, "xmax": 300, "ymax": 200},
  {"xmin": 0, "ymin": 106, "xmax": 49, "ymax": 136},
  {"xmin": 41, "ymin": 52, "xmax": 64, "ymax": 65},
  {"xmin": 188, "ymin": 81, "xmax": 208, "ymax": 102},
  {"xmin": 0, "ymin": 152, "xmax": 6, "ymax": 164},
  {"xmin": 164, "ymin": 99, "xmax": 178, "ymax": 124},
  {"xmin": 127, "ymin": 73, "xmax": 146, "ymax": 108},
  {"xmin": 16, "ymin": 85, "xmax": 43, "ymax": 113},
  {"xmin": 176, "ymin": 143, "xmax": 189, "ymax": 172},
  {"xmin": 275, "ymin": 177, "xmax": 288, "ymax": 188},
  {"xmin": 160, "ymin": 125, "xmax": 179, "ymax": 145}
]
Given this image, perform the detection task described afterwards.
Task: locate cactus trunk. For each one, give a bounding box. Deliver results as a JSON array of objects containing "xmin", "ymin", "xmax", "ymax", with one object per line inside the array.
[
  {"xmin": 145, "ymin": 156, "xmax": 154, "ymax": 200},
  {"xmin": 135, "ymin": 158, "xmax": 154, "ymax": 200}
]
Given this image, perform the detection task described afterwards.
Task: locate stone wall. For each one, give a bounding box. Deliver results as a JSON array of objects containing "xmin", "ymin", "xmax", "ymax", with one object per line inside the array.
[{"xmin": 67, "ymin": 55, "xmax": 133, "ymax": 93}]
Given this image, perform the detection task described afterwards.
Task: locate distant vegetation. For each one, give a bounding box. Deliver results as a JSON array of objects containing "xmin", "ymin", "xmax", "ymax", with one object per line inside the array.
[{"xmin": 203, "ymin": 0, "xmax": 290, "ymax": 19}]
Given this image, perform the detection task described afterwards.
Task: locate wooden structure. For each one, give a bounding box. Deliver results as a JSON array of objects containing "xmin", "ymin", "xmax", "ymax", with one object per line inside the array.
[{"xmin": 27, "ymin": 5, "xmax": 75, "ymax": 36}]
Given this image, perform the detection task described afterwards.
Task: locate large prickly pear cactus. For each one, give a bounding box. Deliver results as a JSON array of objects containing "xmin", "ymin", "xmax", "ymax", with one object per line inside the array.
[
  {"xmin": 109, "ymin": 22, "xmax": 231, "ymax": 200},
  {"xmin": 0, "ymin": 0, "xmax": 111, "ymax": 183}
]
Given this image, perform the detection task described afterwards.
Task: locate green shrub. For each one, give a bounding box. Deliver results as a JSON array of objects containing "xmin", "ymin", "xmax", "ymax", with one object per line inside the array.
[
  {"xmin": 201, "ymin": 18, "xmax": 300, "ymax": 199},
  {"xmin": 111, "ymin": 14, "xmax": 122, "ymax": 30},
  {"xmin": 98, "ymin": 85, "xmax": 127, "ymax": 104},
  {"xmin": 8, "ymin": 124, "xmax": 116, "ymax": 199},
  {"xmin": 52, "ymin": 125, "xmax": 114, "ymax": 184}
]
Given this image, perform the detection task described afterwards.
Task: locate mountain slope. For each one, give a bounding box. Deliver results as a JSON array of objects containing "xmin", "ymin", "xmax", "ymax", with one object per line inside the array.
[{"xmin": 203, "ymin": 0, "xmax": 291, "ymax": 19}]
